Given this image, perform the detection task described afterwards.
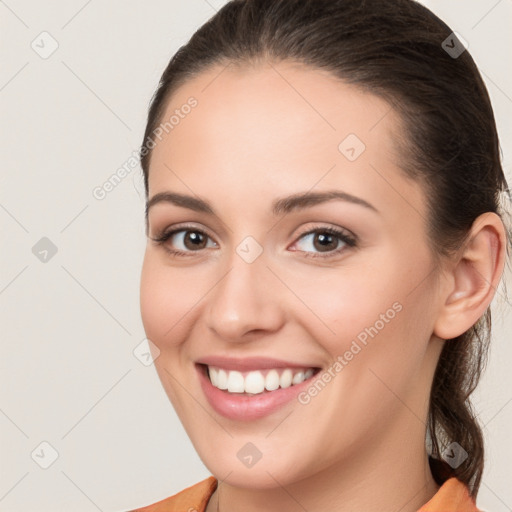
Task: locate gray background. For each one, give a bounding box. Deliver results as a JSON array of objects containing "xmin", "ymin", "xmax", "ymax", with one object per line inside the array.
[{"xmin": 1, "ymin": 1, "xmax": 511, "ymax": 510}]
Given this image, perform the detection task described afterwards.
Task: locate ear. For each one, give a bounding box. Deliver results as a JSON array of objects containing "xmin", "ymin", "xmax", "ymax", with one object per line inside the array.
[{"xmin": 433, "ymin": 212, "xmax": 507, "ymax": 340}]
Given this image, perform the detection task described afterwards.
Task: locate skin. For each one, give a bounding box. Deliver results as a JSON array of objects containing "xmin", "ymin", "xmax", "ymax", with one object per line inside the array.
[{"xmin": 139, "ymin": 60, "xmax": 506, "ymax": 512}]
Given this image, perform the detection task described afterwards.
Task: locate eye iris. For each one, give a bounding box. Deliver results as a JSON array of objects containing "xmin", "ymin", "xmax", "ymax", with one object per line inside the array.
[
  {"xmin": 184, "ymin": 231, "xmax": 206, "ymax": 250},
  {"xmin": 314, "ymin": 233, "xmax": 337, "ymax": 252}
]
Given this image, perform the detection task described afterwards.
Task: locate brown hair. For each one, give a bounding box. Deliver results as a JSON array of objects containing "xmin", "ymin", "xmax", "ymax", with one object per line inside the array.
[{"xmin": 139, "ymin": 0, "xmax": 511, "ymax": 497}]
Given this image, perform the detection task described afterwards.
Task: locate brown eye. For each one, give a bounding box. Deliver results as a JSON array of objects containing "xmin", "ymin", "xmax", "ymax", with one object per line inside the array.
[
  {"xmin": 166, "ymin": 229, "xmax": 216, "ymax": 252},
  {"xmin": 312, "ymin": 232, "xmax": 338, "ymax": 252},
  {"xmin": 181, "ymin": 231, "xmax": 208, "ymax": 250},
  {"xmin": 291, "ymin": 227, "xmax": 357, "ymax": 259},
  {"xmin": 151, "ymin": 227, "xmax": 218, "ymax": 256}
]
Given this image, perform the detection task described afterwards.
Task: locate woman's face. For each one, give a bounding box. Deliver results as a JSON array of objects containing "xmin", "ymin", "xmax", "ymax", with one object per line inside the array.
[{"xmin": 140, "ymin": 61, "xmax": 445, "ymax": 488}]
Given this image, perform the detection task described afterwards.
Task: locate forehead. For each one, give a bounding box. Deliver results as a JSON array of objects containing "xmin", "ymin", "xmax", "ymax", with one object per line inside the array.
[{"xmin": 147, "ymin": 60, "xmax": 425, "ymax": 224}]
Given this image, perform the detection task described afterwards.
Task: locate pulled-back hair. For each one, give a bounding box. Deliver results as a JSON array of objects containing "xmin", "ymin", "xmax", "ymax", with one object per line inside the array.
[{"xmin": 139, "ymin": 0, "xmax": 511, "ymax": 496}]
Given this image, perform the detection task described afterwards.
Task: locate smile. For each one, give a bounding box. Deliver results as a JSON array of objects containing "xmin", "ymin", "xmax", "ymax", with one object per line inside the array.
[
  {"xmin": 195, "ymin": 362, "xmax": 322, "ymax": 421},
  {"xmin": 207, "ymin": 366, "xmax": 317, "ymax": 395}
]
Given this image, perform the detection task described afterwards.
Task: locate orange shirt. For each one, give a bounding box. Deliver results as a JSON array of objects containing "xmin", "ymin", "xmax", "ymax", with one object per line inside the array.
[{"xmin": 129, "ymin": 475, "xmax": 481, "ymax": 512}]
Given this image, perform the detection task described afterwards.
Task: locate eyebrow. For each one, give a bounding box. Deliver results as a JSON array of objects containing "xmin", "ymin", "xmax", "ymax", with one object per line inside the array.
[{"xmin": 145, "ymin": 189, "xmax": 378, "ymax": 221}]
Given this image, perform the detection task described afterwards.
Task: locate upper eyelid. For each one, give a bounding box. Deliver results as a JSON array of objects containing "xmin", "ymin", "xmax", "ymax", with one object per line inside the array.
[
  {"xmin": 157, "ymin": 223, "xmax": 218, "ymax": 243},
  {"xmin": 152, "ymin": 222, "xmax": 353, "ymax": 236}
]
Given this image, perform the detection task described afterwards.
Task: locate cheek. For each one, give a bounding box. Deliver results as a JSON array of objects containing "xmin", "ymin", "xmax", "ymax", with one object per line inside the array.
[
  {"xmin": 139, "ymin": 255, "xmax": 201, "ymax": 415},
  {"xmin": 139, "ymin": 253, "xmax": 205, "ymax": 349},
  {"xmin": 289, "ymin": 256, "xmax": 430, "ymax": 368},
  {"xmin": 288, "ymin": 267, "xmax": 400, "ymax": 347}
]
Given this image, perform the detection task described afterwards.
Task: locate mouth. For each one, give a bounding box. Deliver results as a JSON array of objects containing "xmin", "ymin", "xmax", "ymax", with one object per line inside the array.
[
  {"xmin": 197, "ymin": 363, "xmax": 322, "ymax": 396},
  {"xmin": 195, "ymin": 362, "xmax": 322, "ymax": 420}
]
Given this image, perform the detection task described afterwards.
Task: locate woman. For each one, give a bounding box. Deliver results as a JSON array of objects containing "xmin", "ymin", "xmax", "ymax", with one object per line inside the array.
[{"xmin": 131, "ymin": 0, "xmax": 510, "ymax": 510}]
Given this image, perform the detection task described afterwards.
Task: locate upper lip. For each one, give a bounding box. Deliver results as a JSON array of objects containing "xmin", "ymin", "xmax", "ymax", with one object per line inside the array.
[{"xmin": 195, "ymin": 356, "xmax": 320, "ymax": 372}]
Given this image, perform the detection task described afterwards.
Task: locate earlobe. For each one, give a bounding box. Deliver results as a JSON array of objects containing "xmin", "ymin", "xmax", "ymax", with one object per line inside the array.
[{"xmin": 433, "ymin": 212, "xmax": 506, "ymax": 340}]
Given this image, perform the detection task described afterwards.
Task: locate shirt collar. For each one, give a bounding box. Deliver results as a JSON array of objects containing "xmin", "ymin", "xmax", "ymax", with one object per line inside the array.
[{"xmin": 417, "ymin": 477, "xmax": 480, "ymax": 512}]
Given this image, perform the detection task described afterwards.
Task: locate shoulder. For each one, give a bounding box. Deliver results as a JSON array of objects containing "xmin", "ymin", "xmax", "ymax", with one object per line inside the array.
[
  {"xmin": 418, "ymin": 477, "xmax": 482, "ymax": 512},
  {"xmin": 128, "ymin": 476, "xmax": 218, "ymax": 512}
]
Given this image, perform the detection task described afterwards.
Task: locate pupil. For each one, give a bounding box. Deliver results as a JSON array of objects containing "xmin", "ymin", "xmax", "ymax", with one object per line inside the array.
[
  {"xmin": 186, "ymin": 231, "xmax": 204, "ymax": 248},
  {"xmin": 316, "ymin": 233, "xmax": 335, "ymax": 251}
]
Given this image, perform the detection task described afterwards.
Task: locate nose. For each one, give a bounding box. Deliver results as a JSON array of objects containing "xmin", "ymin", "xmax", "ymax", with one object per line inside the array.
[{"xmin": 204, "ymin": 248, "xmax": 286, "ymax": 343}]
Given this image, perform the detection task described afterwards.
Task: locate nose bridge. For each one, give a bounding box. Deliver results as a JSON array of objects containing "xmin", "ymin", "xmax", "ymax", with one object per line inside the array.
[{"xmin": 205, "ymin": 240, "xmax": 284, "ymax": 340}]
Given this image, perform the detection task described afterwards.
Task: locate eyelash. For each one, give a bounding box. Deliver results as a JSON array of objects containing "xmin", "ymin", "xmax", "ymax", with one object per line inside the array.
[{"xmin": 150, "ymin": 223, "xmax": 358, "ymax": 259}]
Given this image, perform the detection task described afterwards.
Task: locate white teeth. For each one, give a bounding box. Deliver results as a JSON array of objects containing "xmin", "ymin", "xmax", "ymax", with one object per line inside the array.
[
  {"xmin": 217, "ymin": 369, "xmax": 228, "ymax": 390},
  {"xmin": 209, "ymin": 367, "xmax": 229, "ymax": 390},
  {"xmin": 209, "ymin": 367, "xmax": 219, "ymax": 386},
  {"xmin": 265, "ymin": 369, "xmax": 280, "ymax": 391},
  {"xmin": 244, "ymin": 371, "xmax": 265, "ymax": 394},
  {"xmin": 292, "ymin": 371, "xmax": 304, "ymax": 385},
  {"xmin": 227, "ymin": 371, "xmax": 245, "ymax": 393},
  {"xmin": 304, "ymin": 368, "xmax": 314, "ymax": 380},
  {"xmin": 280, "ymin": 369, "xmax": 293, "ymax": 389},
  {"xmin": 207, "ymin": 366, "xmax": 316, "ymax": 394}
]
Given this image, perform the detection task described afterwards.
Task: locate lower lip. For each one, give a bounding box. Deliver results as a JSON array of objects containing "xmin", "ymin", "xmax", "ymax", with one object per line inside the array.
[{"xmin": 196, "ymin": 364, "xmax": 319, "ymax": 421}]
